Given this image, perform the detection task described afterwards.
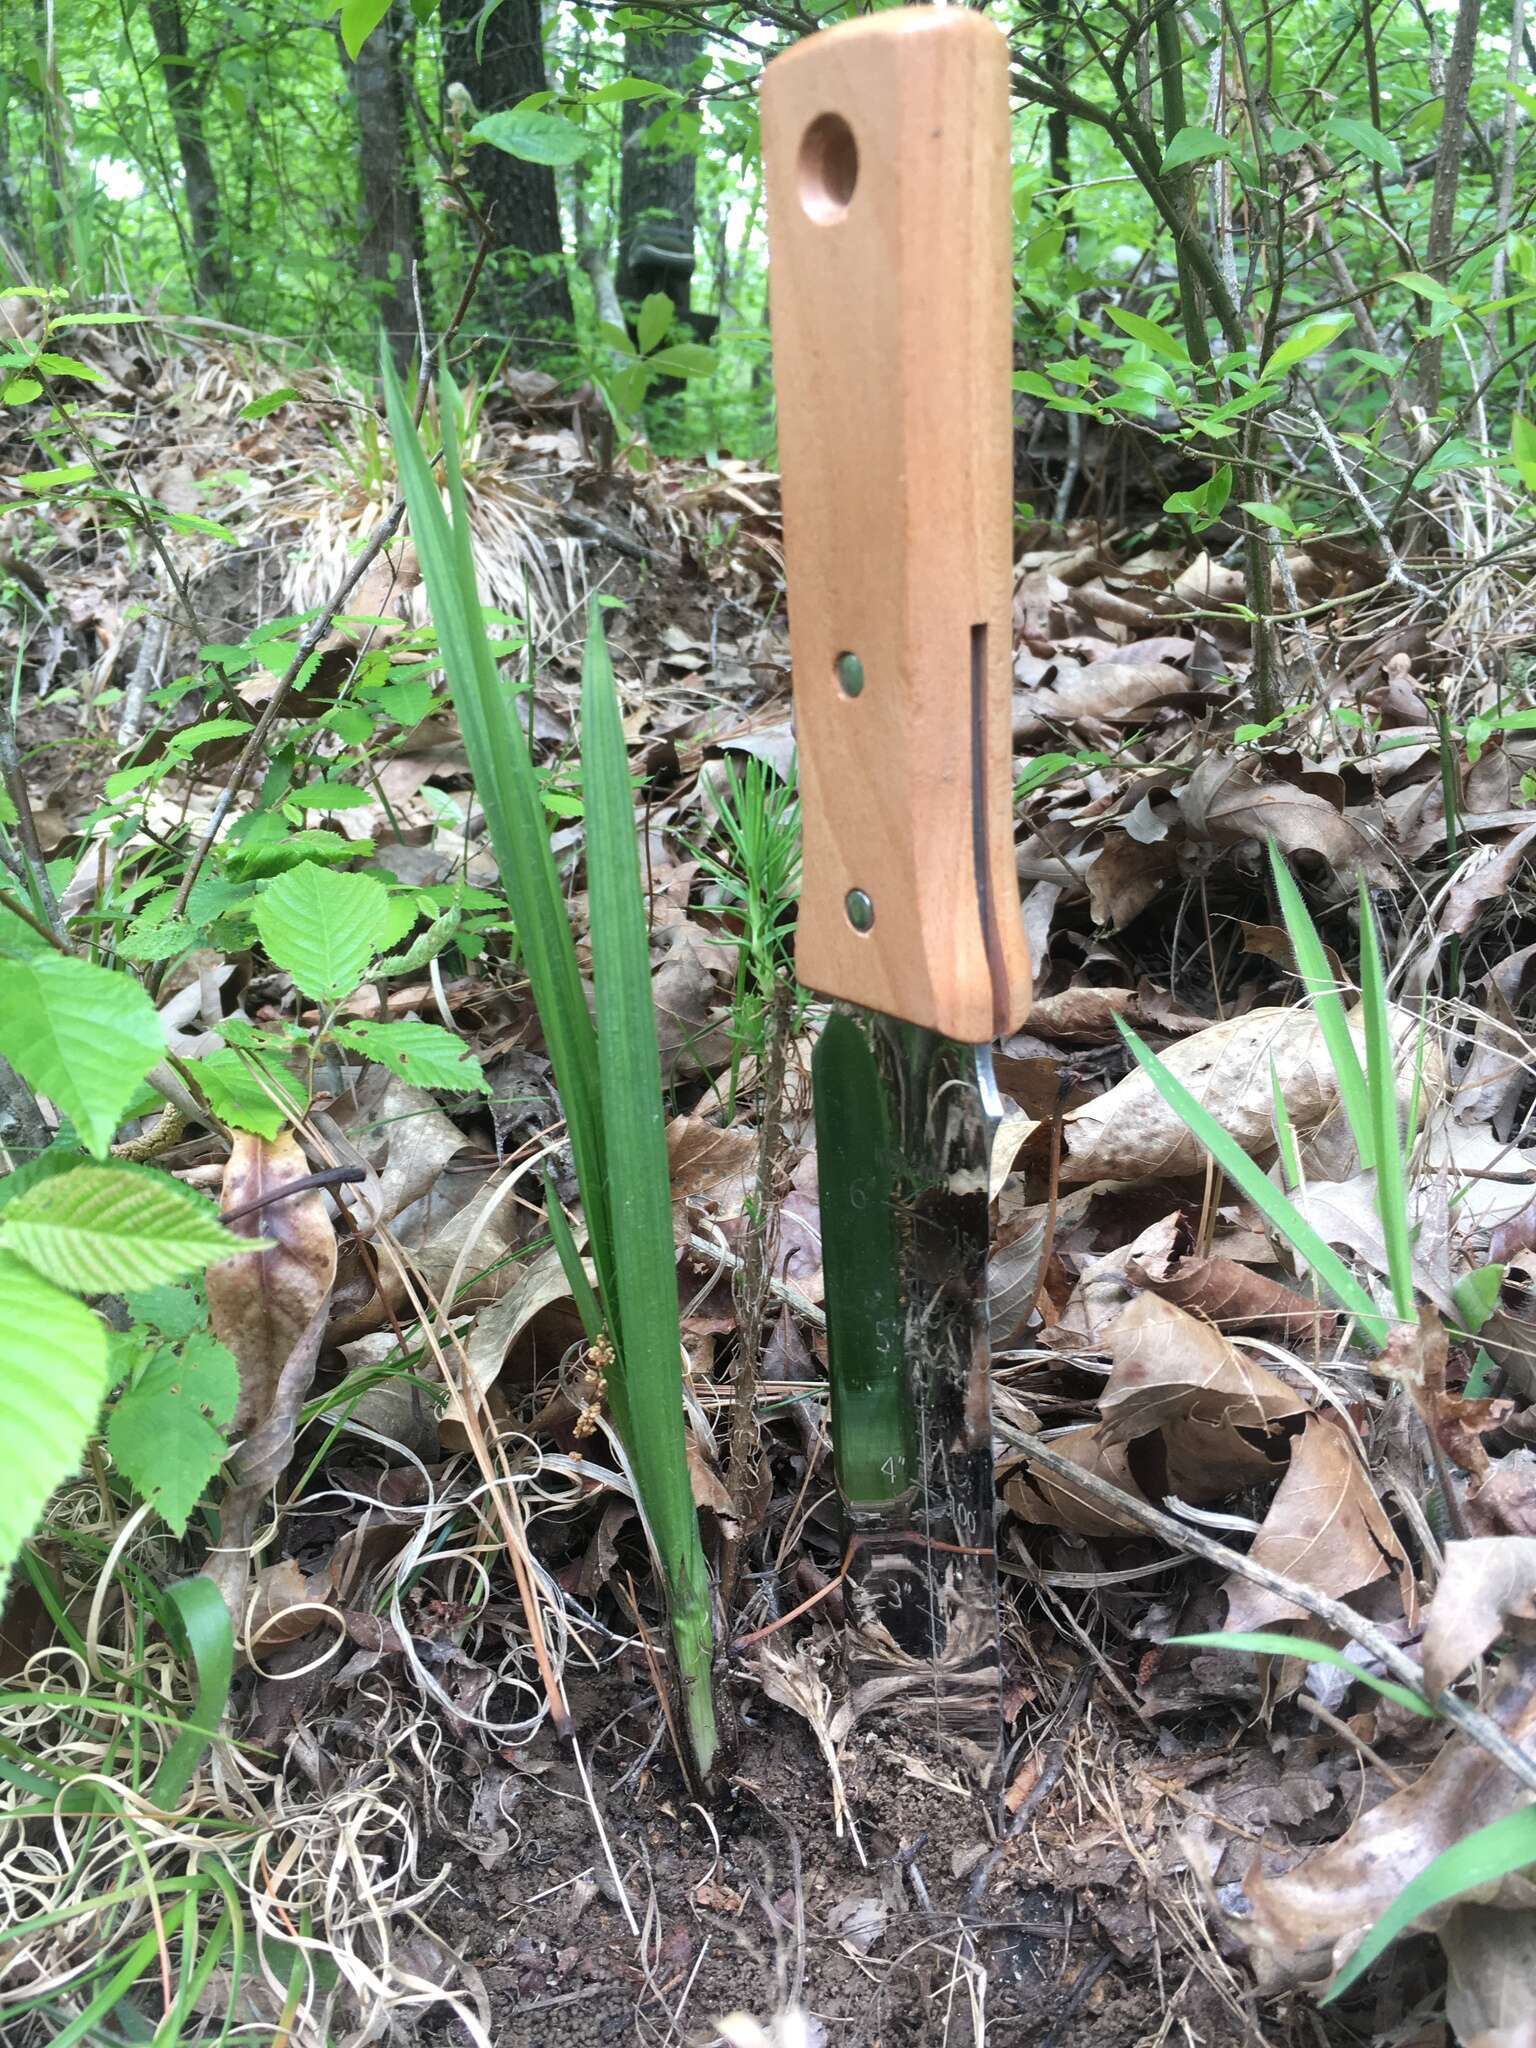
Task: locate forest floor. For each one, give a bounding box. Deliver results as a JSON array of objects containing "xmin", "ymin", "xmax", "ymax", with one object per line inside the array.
[{"xmin": 2, "ymin": 313, "xmax": 1535, "ymax": 2048}]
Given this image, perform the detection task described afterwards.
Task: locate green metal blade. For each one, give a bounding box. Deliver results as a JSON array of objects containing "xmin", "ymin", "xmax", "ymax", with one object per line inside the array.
[{"xmin": 813, "ymin": 1005, "xmax": 1003, "ymax": 1752}]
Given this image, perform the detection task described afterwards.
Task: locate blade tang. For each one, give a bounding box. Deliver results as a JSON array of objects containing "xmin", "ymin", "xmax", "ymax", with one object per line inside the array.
[{"xmin": 761, "ymin": 7, "xmax": 1031, "ymax": 1045}]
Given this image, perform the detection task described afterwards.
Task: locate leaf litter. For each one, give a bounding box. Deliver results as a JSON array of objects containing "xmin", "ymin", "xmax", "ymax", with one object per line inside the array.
[{"xmin": 4, "ymin": 324, "xmax": 1536, "ymax": 2048}]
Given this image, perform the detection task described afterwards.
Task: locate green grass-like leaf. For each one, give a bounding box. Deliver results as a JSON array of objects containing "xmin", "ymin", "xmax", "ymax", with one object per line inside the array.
[
  {"xmin": 1116, "ymin": 1020, "xmax": 1387, "ymax": 1346},
  {"xmin": 1267, "ymin": 842, "xmax": 1373, "ymax": 1168},
  {"xmin": 581, "ymin": 606, "xmax": 717, "ymax": 1778},
  {"xmin": 1171, "ymin": 1631, "xmax": 1437, "ymax": 1717},
  {"xmin": 1324, "ymin": 1805, "xmax": 1536, "ymax": 2001},
  {"xmin": 1356, "ymin": 878, "xmax": 1415, "ymax": 1322}
]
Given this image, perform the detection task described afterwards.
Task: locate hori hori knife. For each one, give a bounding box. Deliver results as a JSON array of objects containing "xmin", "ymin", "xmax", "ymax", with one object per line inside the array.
[{"xmin": 762, "ymin": 9, "xmax": 1030, "ymax": 1750}]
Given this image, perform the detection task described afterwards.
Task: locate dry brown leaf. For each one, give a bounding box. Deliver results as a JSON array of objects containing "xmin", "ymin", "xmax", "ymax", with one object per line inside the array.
[
  {"xmin": 1224, "ymin": 1415, "xmax": 1406, "ymax": 1632},
  {"xmin": 209, "ymin": 1131, "xmax": 338, "ymax": 1433},
  {"xmin": 1125, "ymin": 1210, "xmax": 1338, "ymax": 1340},
  {"xmin": 1180, "ymin": 755, "xmax": 1390, "ymax": 883},
  {"xmin": 1098, "ymin": 1293, "xmax": 1306, "ymax": 1447},
  {"xmin": 1087, "ymin": 833, "xmax": 1180, "ymax": 930},
  {"xmin": 1442, "ymin": 1904, "xmax": 1536, "ymax": 2048},
  {"xmin": 1240, "ymin": 1657, "xmax": 1536, "ymax": 1990},
  {"xmin": 666, "ymin": 1114, "xmax": 758, "ymax": 1230},
  {"xmin": 246, "ymin": 1556, "xmax": 340, "ymax": 1656},
  {"xmin": 1003, "ymin": 1427, "xmax": 1148, "ymax": 1538},
  {"xmin": 1421, "ymin": 1539, "xmax": 1536, "ymax": 1696},
  {"xmin": 653, "ymin": 922, "xmax": 733, "ymax": 1081},
  {"xmin": 1054, "ymin": 1008, "xmax": 1354, "ymax": 1183},
  {"xmin": 1015, "ymin": 661, "xmax": 1188, "ymax": 734}
]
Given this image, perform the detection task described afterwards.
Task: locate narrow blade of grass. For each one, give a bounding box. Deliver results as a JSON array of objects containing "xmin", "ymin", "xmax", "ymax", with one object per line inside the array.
[
  {"xmin": 1268, "ymin": 841, "xmax": 1373, "ymax": 1168},
  {"xmin": 581, "ymin": 604, "xmax": 717, "ymax": 1779},
  {"xmin": 1356, "ymin": 877, "xmax": 1415, "ymax": 1322},
  {"xmin": 381, "ymin": 354, "xmax": 616, "ymax": 1333},
  {"xmin": 1171, "ymin": 1630, "xmax": 1436, "ymax": 1717},
  {"xmin": 1324, "ymin": 1805, "xmax": 1536, "ymax": 2002},
  {"xmin": 1269, "ymin": 1053, "xmax": 1301, "ymax": 1192},
  {"xmin": 544, "ymin": 1172, "xmax": 604, "ymax": 1348},
  {"xmin": 1116, "ymin": 1018, "xmax": 1387, "ymax": 1346}
]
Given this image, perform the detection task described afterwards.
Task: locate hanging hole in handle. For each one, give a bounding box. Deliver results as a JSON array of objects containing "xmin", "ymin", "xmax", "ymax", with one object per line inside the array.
[{"xmin": 799, "ymin": 113, "xmax": 858, "ymax": 224}]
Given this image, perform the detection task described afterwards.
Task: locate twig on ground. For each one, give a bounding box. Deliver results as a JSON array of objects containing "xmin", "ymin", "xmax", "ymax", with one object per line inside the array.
[{"xmin": 1010, "ymin": 1430, "xmax": 1536, "ymax": 1797}]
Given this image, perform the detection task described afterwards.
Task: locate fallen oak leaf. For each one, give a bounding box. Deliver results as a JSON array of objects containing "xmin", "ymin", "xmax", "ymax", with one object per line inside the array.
[
  {"xmin": 208, "ymin": 1130, "xmax": 337, "ymax": 1433},
  {"xmin": 1125, "ymin": 1210, "xmax": 1339, "ymax": 1341},
  {"xmin": 1421, "ymin": 1539, "xmax": 1536, "ymax": 1697},
  {"xmin": 1224, "ymin": 1414, "xmax": 1408, "ymax": 1634},
  {"xmin": 1098, "ymin": 1292, "xmax": 1306, "ymax": 1446}
]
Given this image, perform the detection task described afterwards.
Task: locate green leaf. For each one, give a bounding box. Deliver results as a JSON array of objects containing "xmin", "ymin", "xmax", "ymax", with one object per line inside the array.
[
  {"xmin": 32, "ymin": 352, "xmax": 104, "ymax": 381},
  {"xmin": 581, "ymin": 603, "xmax": 716, "ymax": 1777},
  {"xmin": 636, "ymin": 290, "xmax": 674, "ymax": 357},
  {"xmin": 1453, "ymin": 1264, "xmax": 1505, "ymax": 1335},
  {"xmin": 239, "ymin": 388, "xmax": 301, "ymax": 420},
  {"xmin": 15, "ymin": 462, "xmax": 93, "ymax": 491},
  {"xmin": 1115, "ymin": 1019, "xmax": 1387, "ymax": 1345},
  {"xmin": 152, "ymin": 1575, "xmax": 234, "ymax": 1802},
  {"xmin": 1325, "ymin": 1807, "xmax": 1536, "ymax": 2001},
  {"xmin": 1162, "ymin": 125, "xmax": 1231, "ymax": 170},
  {"xmin": 252, "ymin": 860, "xmax": 391, "ymax": 1001},
  {"xmin": 1171, "ymin": 1631, "xmax": 1436, "ymax": 1718},
  {"xmin": 1267, "ymin": 843, "xmax": 1373, "ymax": 1168},
  {"xmin": 645, "ymin": 342, "xmax": 715, "ymax": 377},
  {"xmin": 1511, "ymin": 414, "xmax": 1536, "ymax": 492},
  {"xmin": 1357, "ymin": 881, "xmax": 1414, "ymax": 1321},
  {"xmin": 1241, "ymin": 499, "xmax": 1298, "ymax": 533},
  {"xmin": 1393, "ymin": 270, "xmax": 1460, "ymax": 305},
  {"xmin": 1261, "ymin": 313, "xmax": 1353, "ymax": 382},
  {"xmin": 338, "ymin": 0, "xmax": 390, "ymax": 58},
  {"xmin": 123, "ymin": 1283, "xmax": 203, "ymax": 1340},
  {"xmin": 284, "ymin": 779, "xmax": 373, "ymax": 811},
  {"xmin": 186, "ymin": 1048, "xmax": 291, "ymax": 1138},
  {"xmin": 1105, "ymin": 306, "xmax": 1190, "ymax": 363},
  {"xmin": 330, "ymin": 1017, "xmax": 489, "ymax": 1092},
  {"xmin": 0, "ymin": 954, "xmax": 165, "ymax": 1158},
  {"xmin": 469, "ymin": 105, "xmax": 592, "ymax": 166},
  {"xmin": 224, "ymin": 829, "xmax": 373, "ymax": 881},
  {"xmin": 1327, "ymin": 116, "xmax": 1401, "ymax": 174},
  {"xmin": 107, "ymin": 1332, "xmax": 238, "ymax": 1534},
  {"xmin": 0, "ymin": 1164, "xmax": 245, "ymax": 1294},
  {"xmin": 0, "ymin": 1251, "xmax": 109, "ymax": 1593}
]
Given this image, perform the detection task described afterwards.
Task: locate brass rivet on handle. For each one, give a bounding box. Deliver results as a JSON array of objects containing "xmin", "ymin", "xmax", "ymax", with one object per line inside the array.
[
  {"xmin": 845, "ymin": 888, "xmax": 874, "ymax": 932},
  {"xmin": 835, "ymin": 651, "xmax": 864, "ymax": 697}
]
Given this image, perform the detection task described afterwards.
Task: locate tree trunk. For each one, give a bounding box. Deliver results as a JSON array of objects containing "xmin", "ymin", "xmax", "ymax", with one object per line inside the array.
[
  {"xmin": 1415, "ymin": 0, "xmax": 1483, "ymax": 414},
  {"xmin": 145, "ymin": 0, "xmax": 228, "ymax": 302},
  {"xmin": 615, "ymin": 29, "xmax": 699, "ymax": 320},
  {"xmin": 343, "ymin": 7, "xmax": 425, "ymax": 370},
  {"xmin": 440, "ymin": 0, "xmax": 571, "ymax": 346}
]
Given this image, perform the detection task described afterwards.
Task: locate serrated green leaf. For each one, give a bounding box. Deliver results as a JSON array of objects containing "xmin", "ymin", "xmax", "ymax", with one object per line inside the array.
[
  {"xmin": 116, "ymin": 916, "xmax": 197, "ymax": 963},
  {"xmin": 252, "ymin": 860, "xmax": 391, "ymax": 1001},
  {"xmin": 224, "ymin": 829, "xmax": 374, "ymax": 881},
  {"xmin": 0, "ymin": 954, "xmax": 164, "ymax": 1158},
  {"xmin": 0, "ymin": 1164, "xmax": 246, "ymax": 1293},
  {"xmin": 16, "ymin": 462, "xmax": 93, "ymax": 491},
  {"xmin": 1162, "ymin": 125, "xmax": 1231, "ymax": 170},
  {"xmin": 185, "ymin": 1047, "xmax": 293, "ymax": 1137},
  {"xmin": 0, "ymin": 1251, "xmax": 109, "ymax": 1592},
  {"xmin": 284, "ymin": 779, "xmax": 373, "ymax": 812},
  {"xmin": 469, "ymin": 104, "xmax": 592, "ymax": 166},
  {"xmin": 107, "ymin": 1332, "xmax": 238, "ymax": 1535},
  {"xmin": 330, "ymin": 1017, "xmax": 489, "ymax": 1092},
  {"xmin": 123, "ymin": 1283, "xmax": 203, "ymax": 1340}
]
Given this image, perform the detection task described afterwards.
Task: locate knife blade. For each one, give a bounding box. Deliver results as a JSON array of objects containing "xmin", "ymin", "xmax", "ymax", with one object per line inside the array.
[{"xmin": 761, "ymin": 9, "xmax": 1031, "ymax": 1752}]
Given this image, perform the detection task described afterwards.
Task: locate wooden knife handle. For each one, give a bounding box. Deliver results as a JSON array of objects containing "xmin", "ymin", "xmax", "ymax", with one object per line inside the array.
[{"xmin": 762, "ymin": 7, "xmax": 1030, "ymax": 1044}]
